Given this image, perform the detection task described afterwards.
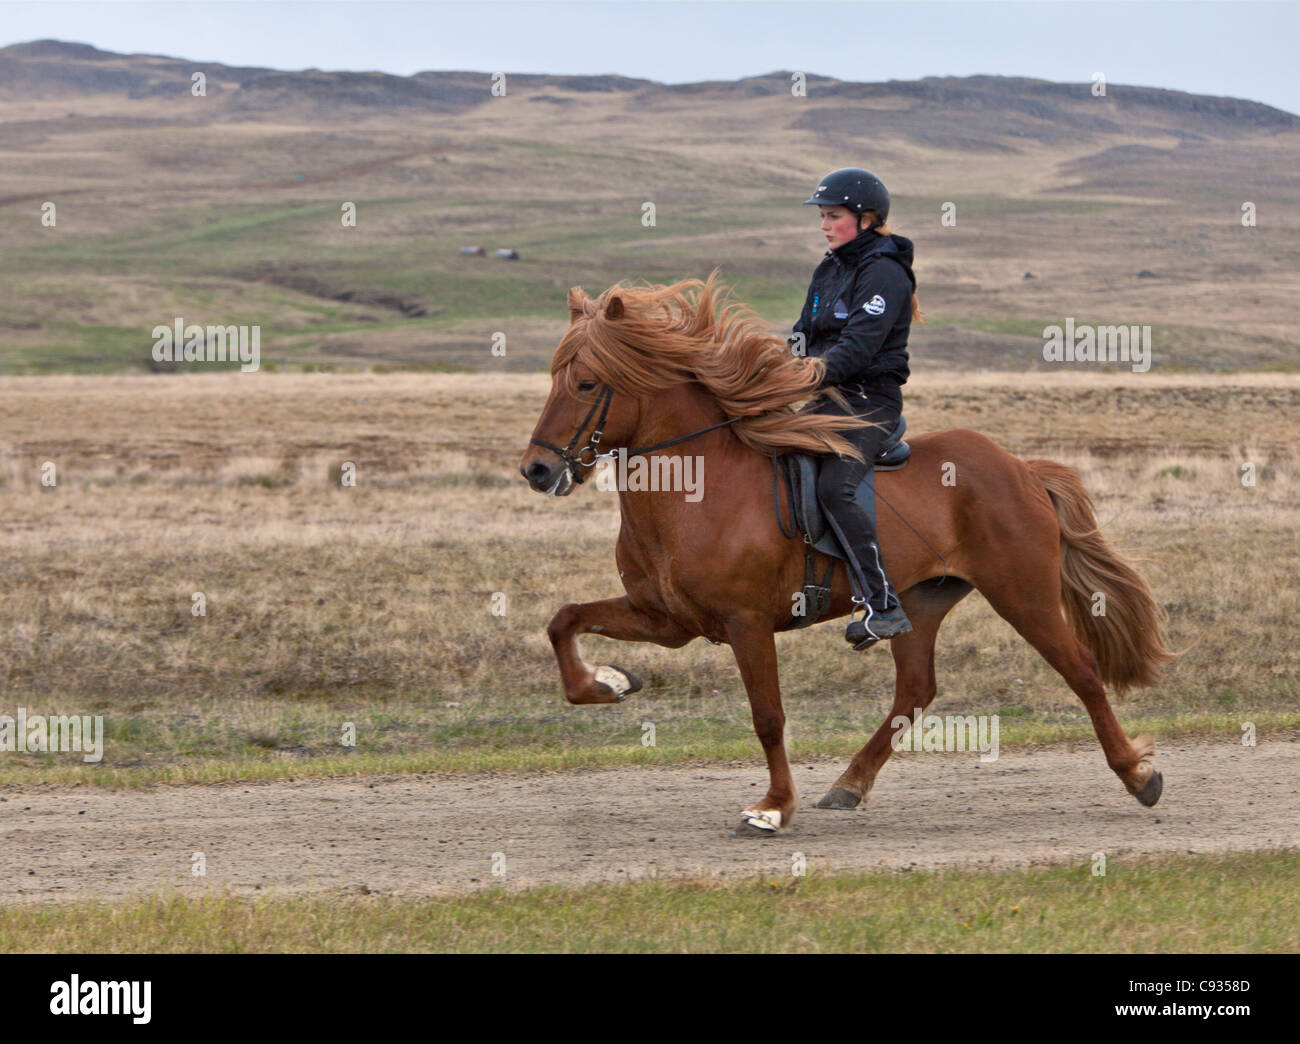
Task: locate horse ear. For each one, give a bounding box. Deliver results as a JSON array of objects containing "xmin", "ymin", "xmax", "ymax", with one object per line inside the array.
[
  {"xmin": 567, "ymin": 287, "xmax": 587, "ymax": 324},
  {"xmin": 605, "ymin": 295, "xmax": 624, "ymax": 320}
]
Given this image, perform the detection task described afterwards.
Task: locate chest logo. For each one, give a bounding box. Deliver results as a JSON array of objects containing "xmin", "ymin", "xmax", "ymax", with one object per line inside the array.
[{"xmin": 864, "ymin": 294, "xmax": 887, "ymax": 316}]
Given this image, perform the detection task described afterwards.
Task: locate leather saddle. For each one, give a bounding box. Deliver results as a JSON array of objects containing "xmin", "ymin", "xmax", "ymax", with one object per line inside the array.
[
  {"xmin": 776, "ymin": 415, "xmax": 910, "ymax": 628},
  {"xmin": 783, "ymin": 415, "xmax": 910, "ymax": 552}
]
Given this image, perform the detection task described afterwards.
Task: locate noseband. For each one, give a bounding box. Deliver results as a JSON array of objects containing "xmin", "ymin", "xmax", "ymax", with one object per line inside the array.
[{"xmin": 530, "ymin": 383, "xmax": 742, "ymax": 484}]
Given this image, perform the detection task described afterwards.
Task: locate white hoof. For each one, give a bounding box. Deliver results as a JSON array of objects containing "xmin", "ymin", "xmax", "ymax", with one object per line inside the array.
[
  {"xmin": 739, "ymin": 808, "xmax": 782, "ymax": 832},
  {"xmin": 593, "ymin": 665, "xmax": 634, "ymax": 700}
]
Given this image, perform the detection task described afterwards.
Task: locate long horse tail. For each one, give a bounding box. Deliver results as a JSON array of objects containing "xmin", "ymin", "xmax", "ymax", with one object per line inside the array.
[{"xmin": 1026, "ymin": 459, "xmax": 1176, "ymax": 694}]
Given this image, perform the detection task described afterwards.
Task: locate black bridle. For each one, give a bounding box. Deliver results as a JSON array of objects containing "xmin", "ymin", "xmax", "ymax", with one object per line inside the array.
[
  {"xmin": 529, "ymin": 384, "xmax": 614, "ymax": 484},
  {"xmin": 529, "ymin": 383, "xmax": 741, "ymax": 485}
]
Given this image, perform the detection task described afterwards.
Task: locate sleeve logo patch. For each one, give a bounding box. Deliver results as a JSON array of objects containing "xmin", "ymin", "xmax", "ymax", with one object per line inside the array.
[{"xmin": 864, "ymin": 294, "xmax": 887, "ymax": 316}]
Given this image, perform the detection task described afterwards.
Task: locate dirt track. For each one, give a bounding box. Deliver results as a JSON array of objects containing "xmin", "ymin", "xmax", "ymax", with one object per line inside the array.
[{"xmin": 3, "ymin": 738, "xmax": 1297, "ymax": 902}]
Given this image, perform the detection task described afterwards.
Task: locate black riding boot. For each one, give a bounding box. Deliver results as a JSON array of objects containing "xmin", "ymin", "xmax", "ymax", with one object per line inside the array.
[{"xmin": 814, "ymin": 397, "xmax": 912, "ymax": 650}]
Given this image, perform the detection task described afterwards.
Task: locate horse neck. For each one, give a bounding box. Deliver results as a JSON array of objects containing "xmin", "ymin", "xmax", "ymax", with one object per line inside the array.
[
  {"xmin": 613, "ymin": 381, "xmax": 766, "ymax": 515},
  {"xmin": 629, "ymin": 380, "xmax": 724, "ymax": 447}
]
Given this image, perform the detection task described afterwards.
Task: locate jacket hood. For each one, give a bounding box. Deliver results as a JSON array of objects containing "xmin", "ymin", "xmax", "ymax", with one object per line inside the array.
[{"xmin": 830, "ymin": 229, "xmax": 916, "ymax": 291}]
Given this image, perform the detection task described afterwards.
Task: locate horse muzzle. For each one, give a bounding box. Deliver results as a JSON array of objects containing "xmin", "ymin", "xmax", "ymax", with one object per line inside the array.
[{"xmin": 521, "ymin": 458, "xmax": 576, "ymax": 497}]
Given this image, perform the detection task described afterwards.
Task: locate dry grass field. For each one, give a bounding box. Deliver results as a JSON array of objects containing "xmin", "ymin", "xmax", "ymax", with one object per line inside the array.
[{"xmin": 2, "ymin": 370, "xmax": 1295, "ymax": 784}]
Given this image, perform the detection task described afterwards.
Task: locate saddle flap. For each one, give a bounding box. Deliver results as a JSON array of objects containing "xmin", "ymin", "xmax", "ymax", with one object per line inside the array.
[
  {"xmin": 791, "ymin": 455, "xmax": 826, "ymax": 546},
  {"xmin": 782, "ymin": 413, "xmax": 910, "ymax": 555}
]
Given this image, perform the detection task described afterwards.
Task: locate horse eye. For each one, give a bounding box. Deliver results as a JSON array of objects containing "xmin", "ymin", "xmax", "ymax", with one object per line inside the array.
[{"xmin": 577, "ymin": 380, "xmax": 597, "ymax": 392}]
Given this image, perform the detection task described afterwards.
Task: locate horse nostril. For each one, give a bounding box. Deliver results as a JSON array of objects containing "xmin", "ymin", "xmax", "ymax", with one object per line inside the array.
[{"xmin": 525, "ymin": 460, "xmax": 552, "ymax": 487}]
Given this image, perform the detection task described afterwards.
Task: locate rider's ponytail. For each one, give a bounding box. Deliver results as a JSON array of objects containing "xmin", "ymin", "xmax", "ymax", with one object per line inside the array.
[{"xmin": 866, "ymin": 216, "xmax": 924, "ymax": 324}]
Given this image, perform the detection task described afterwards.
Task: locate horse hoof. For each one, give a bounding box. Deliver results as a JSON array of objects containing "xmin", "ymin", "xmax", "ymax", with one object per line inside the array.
[
  {"xmin": 730, "ymin": 809, "xmax": 781, "ymax": 837},
  {"xmin": 814, "ymin": 786, "xmax": 862, "ymax": 810},
  {"xmin": 1135, "ymin": 769, "xmax": 1163, "ymax": 807},
  {"xmin": 593, "ymin": 664, "xmax": 641, "ymax": 702},
  {"xmin": 609, "ymin": 664, "xmax": 642, "ymax": 696}
]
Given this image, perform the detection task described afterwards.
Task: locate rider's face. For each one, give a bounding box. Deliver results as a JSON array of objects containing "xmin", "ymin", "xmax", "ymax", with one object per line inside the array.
[{"xmin": 820, "ymin": 205, "xmax": 863, "ymax": 249}]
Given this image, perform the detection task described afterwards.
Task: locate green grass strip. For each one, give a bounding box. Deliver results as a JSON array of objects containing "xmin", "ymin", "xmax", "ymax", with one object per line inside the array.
[{"xmin": 2, "ymin": 850, "xmax": 1294, "ymax": 952}]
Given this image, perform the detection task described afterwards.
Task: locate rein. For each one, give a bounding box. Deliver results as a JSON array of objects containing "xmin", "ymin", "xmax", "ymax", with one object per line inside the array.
[{"xmin": 530, "ymin": 383, "xmax": 742, "ymax": 484}]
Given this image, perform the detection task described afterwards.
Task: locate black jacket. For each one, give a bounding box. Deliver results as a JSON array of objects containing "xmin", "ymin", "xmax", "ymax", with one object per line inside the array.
[{"xmin": 789, "ymin": 229, "xmax": 915, "ymax": 391}]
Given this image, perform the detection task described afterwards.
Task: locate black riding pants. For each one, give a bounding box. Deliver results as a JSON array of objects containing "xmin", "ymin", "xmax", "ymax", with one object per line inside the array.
[{"xmin": 812, "ymin": 384, "xmax": 902, "ymax": 611}]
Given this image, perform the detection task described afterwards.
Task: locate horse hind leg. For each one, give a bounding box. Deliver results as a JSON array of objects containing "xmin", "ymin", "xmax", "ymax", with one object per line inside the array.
[
  {"xmin": 978, "ymin": 573, "xmax": 1162, "ymax": 806},
  {"xmin": 817, "ymin": 578, "xmax": 973, "ymax": 809}
]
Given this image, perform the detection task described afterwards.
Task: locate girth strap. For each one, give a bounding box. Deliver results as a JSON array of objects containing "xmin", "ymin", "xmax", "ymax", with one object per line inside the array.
[{"xmin": 774, "ymin": 454, "xmax": 837, "ymax": 629}]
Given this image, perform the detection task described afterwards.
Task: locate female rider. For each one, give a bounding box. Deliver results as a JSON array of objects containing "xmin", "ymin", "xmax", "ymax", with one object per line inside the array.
[{"xmin": 790, "ymin": 168, "xmax": 920, "ymax": 650}]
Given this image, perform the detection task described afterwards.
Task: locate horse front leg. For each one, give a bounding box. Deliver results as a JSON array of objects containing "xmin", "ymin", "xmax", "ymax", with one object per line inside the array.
[
  {"xmin": 726, "ymin": 613, "xmax": 795, "ymax": 836},
  {"xmin": 546, "ymin": 596, "xmax": 694, "ymax": 704}
]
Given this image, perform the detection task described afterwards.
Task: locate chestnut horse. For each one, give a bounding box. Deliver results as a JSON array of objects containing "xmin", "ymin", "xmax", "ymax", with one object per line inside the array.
[{"xmin": 519, "ymin": 273, "xmax": 1174, "ymax": 836}]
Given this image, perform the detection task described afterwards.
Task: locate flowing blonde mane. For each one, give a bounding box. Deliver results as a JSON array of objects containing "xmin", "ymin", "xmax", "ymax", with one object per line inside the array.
[{"xmin": 552, "ymin": 270, "xmax": 874, "ymax": 459}]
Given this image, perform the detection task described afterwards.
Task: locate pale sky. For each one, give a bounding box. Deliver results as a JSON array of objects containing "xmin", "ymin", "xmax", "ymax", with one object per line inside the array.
[{"xmin": 3, "ymin": 1, "xmax": 1298, "ymax": 116}]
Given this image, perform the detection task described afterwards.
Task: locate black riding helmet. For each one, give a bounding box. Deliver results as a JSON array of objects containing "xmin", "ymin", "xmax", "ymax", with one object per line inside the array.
[{"xmin": 803, "ymin": 168, "xmax": 890, "ymax": 230}]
